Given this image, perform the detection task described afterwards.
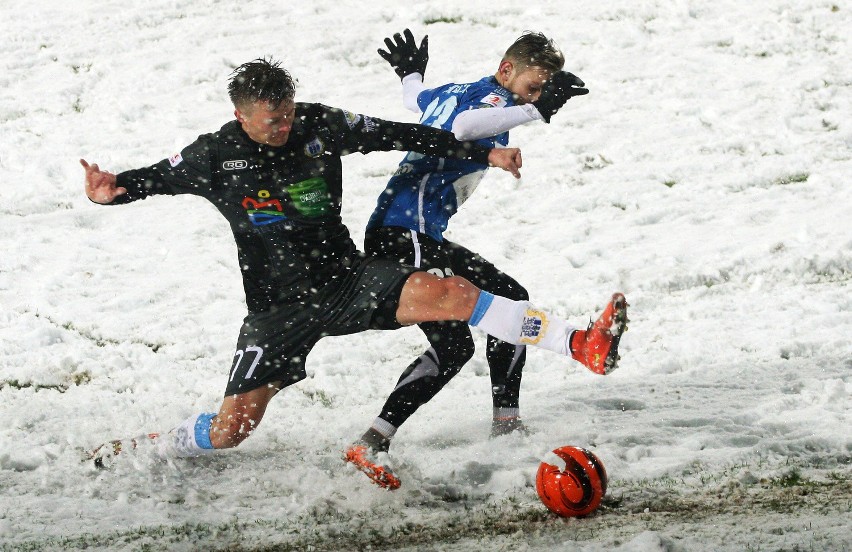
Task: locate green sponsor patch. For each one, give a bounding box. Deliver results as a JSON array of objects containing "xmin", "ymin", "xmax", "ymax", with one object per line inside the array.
[{"xmin": 286, "ymin": 177, "xmax": 330, "ymax": 217}]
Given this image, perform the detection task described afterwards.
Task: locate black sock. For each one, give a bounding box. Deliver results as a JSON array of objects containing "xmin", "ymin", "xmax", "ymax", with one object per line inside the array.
[{"xmin": 359, "ymin": 428, "xmax": 391, "ymax": 453}]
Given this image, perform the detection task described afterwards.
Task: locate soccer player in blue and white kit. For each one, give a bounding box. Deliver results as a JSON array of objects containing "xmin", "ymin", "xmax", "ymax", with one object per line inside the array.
[{"xmin": 345, "ymin": 30, "xmax": 627, "ymax": 488}]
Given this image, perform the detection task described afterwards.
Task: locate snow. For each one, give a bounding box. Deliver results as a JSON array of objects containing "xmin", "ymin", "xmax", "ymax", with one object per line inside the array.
[{"xmin": 1, "ymin": 0, "xmax": 850, "ymax": 550}]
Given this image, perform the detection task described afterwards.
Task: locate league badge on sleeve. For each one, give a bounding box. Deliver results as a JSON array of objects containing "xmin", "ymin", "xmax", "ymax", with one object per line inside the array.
[{"xmin": 480, "ymin": 92, "xmax": 508, "ymax": 108}]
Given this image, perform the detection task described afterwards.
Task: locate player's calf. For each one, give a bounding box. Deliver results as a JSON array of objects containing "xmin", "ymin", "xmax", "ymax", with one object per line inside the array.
[{"xmin": 468, "ymin": 291, "xmax": 629, "ymax": 374}]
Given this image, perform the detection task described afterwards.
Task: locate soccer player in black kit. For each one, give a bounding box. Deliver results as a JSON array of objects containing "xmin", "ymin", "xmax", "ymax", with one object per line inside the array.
[{"xmin": 81, "ymin": 57, "xmax": 627, "ymax": 490}]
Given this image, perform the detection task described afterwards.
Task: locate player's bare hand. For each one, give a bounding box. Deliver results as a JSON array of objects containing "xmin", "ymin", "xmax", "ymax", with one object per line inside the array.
[
  {"xmin": 80, "ymin": 159, "xmax": 126, "ymax": 204},
  {"xmin": 487, "ymin": 148, "xmax": 522, "ymax": 179}
]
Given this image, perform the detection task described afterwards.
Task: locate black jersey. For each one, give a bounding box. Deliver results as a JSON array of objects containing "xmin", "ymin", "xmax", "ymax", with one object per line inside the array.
[{"xmin": 112, "ymin": 103, "xmax": 491, "ymax": 312}]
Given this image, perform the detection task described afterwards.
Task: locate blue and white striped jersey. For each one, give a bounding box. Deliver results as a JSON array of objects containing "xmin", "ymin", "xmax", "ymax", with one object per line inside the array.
[{"xmin": 366, "ymin": 76, "xmax": 515, "ymax": 241}]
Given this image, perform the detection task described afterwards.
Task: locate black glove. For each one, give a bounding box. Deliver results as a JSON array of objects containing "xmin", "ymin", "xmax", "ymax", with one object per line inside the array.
[
  {"xmin": 378, "ymin": 28, "xmax": 428, "ymax": 80},
  {"xmin": 532, "ymin": 71, "xmax": 589, "ymax": 123}
]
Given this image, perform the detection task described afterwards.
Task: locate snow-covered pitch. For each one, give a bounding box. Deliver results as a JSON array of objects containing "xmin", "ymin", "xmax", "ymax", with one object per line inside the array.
[{"xmin": 1, "ymin": 1, "xmax": 849, "ymax": 550}]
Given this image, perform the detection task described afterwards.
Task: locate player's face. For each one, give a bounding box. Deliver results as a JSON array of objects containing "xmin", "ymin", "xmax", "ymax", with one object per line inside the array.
[
  {"xmin": 501, "ymin": 64, "xmax": 553, "ymax": 105},
  {"xmin": 235, "ymin": 100, "xmax": 296, "ymax": 147}
]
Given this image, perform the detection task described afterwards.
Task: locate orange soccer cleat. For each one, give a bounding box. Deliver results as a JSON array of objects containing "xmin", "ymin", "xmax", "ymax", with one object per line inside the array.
[
  {"xmin": 570, "ymin": 293, "xmax": 629, "ymax": 375},
  {"xmin": 343, "ymin": 444, "xmax": 401, "ymax": 490}
]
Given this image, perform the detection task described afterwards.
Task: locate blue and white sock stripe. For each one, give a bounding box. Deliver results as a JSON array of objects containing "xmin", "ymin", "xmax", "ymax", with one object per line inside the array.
[
  {"xmin": 469, "ymin": 291, "xmax": 495, "ymax": 326},
  {"xmin": 194, "ymin": 412, "xmax": 217, "ymax": 450}
]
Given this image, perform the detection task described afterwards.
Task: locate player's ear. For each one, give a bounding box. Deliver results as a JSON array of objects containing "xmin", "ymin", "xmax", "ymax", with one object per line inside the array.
[
  {"xmin": 234, "ymin": 109, "xmax": 245, "ymax": 123},
  {"xmin": 498, "ymin": 60, "xmax": 514, "ymax": 83}
]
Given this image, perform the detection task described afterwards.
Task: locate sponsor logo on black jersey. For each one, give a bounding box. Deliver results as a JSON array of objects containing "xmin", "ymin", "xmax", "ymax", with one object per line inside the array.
[
  {"xmin": 285, "ymin": 177, "xmax": 330, "ymax": 217},
  {"xmin": 362, "ymin": 116, "xmax": 378, "ymax": 133},
  {"xmin": 342, "ymin": 110, "xmax": 362, "ymax": 129},
  {"xmin": 223, "ymin": 160, "xmax": 249, "ymax": 170},
  {"xmin": 242, "ymin": 190, "xmax": 286, "ymax": 226}
]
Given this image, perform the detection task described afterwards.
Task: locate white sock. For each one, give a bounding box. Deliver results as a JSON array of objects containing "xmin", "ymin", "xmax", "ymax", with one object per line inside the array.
[
  {"xmin": 371, "ymin": 418, "xmax": 398, "ymax": 440},
  {"xmin": 158, "ymin": 412, "xmax": 218, "ymax": 458},
  {"xmin": 469, "ymin": 291, "xmax": 577, "ymax": 355}
]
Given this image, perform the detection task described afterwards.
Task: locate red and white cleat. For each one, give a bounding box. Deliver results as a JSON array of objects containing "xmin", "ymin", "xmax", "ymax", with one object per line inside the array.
[{"xmin": 570, "ymin": 293, "xmax": 629, "ymax": 375}]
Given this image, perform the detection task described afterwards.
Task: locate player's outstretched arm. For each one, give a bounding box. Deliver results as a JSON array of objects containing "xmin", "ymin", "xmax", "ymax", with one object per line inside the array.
[
  {"xmin": 452, "ymin": 72, "xmax": 589, "ymax": 140},
  {"xmin": 401, "ymin": 74, "xmax": 427, "ymax": 113},
  {"xmin": 453, "ymin": 105, "xmax": 542, "ymax": 141},
  {"xmin": 80, "ymin": 159, "xmax": 126, "ymax": 204},
  {"xmin": 488, "ymin": 148, "xmax": 522, "ymax": 179}
]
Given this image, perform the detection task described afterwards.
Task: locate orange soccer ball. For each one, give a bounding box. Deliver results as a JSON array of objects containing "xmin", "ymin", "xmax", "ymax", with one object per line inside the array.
[{"xmin": 535, "ymin": 446, "xmax": 608, "ymax": 517}]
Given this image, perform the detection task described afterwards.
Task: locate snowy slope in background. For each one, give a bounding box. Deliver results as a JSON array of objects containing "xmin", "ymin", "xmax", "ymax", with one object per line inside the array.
[{"xmin": 1, "ymin": 1, "xmax": 849, "ymax": 550}]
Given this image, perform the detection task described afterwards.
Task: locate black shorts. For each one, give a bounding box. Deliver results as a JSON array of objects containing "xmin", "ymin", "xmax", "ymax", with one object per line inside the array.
[
  {"xmin": 224, "ymin": 254, "xmax": 416, "ymax": 396},
  {"xmin": 364, "ymin": 226, "xmax": 528, "ymax": 300}
]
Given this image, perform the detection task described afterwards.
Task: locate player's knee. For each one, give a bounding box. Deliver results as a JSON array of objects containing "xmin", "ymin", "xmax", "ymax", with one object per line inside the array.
[
  {"xmin": 435, "ymin": 342, "xmax": 476, "ymax": 366},
  {"xmin": 440, "ymin": 275, "xmax": 479, "ymax": 311},
  {"xmin": 430, "ymin": 328, "xmax": 475, "ymax": 366},
  {"xmin": 452, "ymin": 332, "xmax": 476, "ymax": 365}
]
